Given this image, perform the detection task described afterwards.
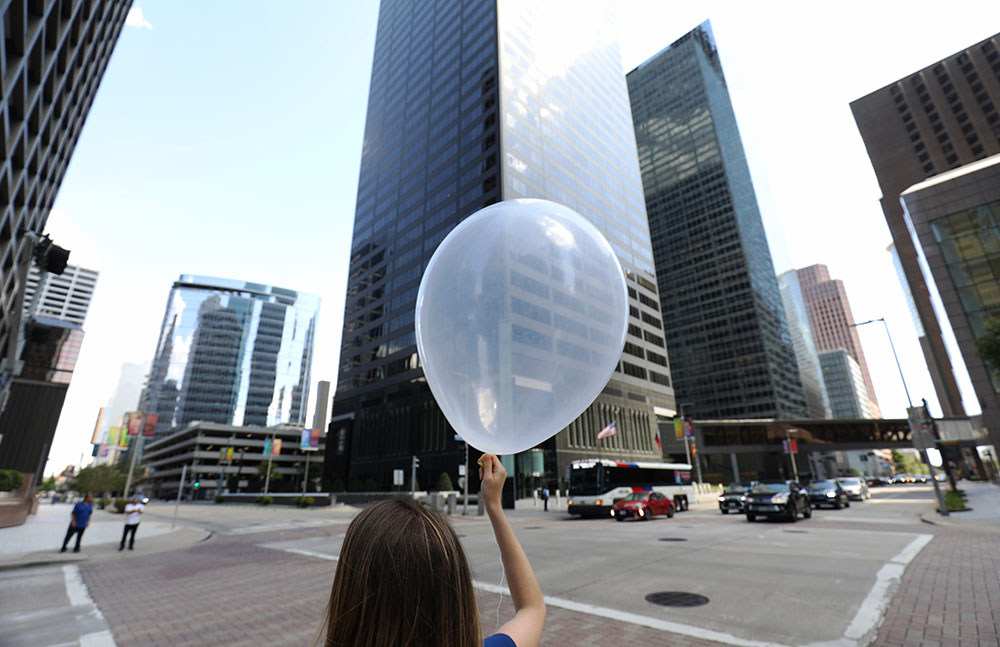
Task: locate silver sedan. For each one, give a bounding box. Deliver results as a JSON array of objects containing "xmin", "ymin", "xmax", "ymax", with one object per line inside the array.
[{"xmin": 836, "ymin": 477, "xmax": 870, "ymax": 500}]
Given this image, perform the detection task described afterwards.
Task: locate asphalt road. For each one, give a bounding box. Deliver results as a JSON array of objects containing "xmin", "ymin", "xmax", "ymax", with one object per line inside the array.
[{"xmin": 259, "ymin": 485, "xmax": 939, "ymax": 647}]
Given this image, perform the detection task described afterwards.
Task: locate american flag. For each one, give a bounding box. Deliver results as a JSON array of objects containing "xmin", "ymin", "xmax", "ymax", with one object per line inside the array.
[{"xmin": 597, "ymin": 420, "xmax": 617, "ymax": 440}]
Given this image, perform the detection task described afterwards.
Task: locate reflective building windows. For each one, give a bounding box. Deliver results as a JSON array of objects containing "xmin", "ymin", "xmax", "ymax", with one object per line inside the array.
[
  {"xmin": 627, "ymin": 22, "xmax": 808, "ymax": 419},
  {"xmin": 142, "ymin": 276, "xmax": 319, "ymax": 434}
]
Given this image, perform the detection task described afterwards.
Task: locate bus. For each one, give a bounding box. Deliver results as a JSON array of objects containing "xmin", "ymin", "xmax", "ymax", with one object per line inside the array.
[{"xmin": 566, "ymin": 459, "xmax": 696, "ymax": 518}]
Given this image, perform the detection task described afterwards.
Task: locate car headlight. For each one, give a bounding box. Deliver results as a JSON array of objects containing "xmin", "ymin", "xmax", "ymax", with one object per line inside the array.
[
  {"xmin": 638, "ymin": 507, "xmax": 645, "ymax": 516},
  {"xmin": 610, "ymin": 509, "xmax": 615, "ymax": 517},
  {"xmin": 826, "ymin": 491, "xmax": 836, "ymax": 498},
  {"xmin": 595, "ymin": 499, "xmax": 603, "ymax": 506},
  {"xmin": 739, "ymin": 495, "xmax": 746, "ymax": 501},
  {"xmin": 718, "ymin": 496, "xmax": 725, "ymax": 502},
  {"xmin": 567, "ymin": 500, "xmax": 573, "ymax": 506},
  {"xmin": 772, "ymin": 493, "xmax": 788, "ymax": 503}
]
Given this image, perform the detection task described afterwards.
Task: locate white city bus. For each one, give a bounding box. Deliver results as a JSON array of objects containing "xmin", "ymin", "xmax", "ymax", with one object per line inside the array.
[{"xmin": 566, "ymin": 459, "xmax": 697, "ymax": 518}]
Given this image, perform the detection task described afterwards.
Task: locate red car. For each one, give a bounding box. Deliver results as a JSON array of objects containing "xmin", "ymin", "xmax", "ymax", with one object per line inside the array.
[{"xmin": 611, "ymin": 491, "xmax": 675, "ymax": 521}]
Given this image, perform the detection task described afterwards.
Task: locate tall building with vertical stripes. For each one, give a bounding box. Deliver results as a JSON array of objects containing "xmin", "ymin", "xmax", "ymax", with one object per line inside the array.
[
  {"xmin": 1, "ymin": 0, "xmax": 132, "ymax": 416},
  {"xmin": 326, "ymin": 0, "xmax": 675, "ymax": 496}
]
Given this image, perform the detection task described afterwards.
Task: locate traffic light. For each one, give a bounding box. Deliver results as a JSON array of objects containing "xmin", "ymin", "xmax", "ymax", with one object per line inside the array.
[
  {"xmin": 412, "ymin": 455, "xmax": 420, "ymax": 468},
  {"xmin": 32, "ymin": 235, "xmax": 70, "ymax": 275},
  {"xmin": 193, "ymin": 481, "xmax": 200, "ymax": 488}
]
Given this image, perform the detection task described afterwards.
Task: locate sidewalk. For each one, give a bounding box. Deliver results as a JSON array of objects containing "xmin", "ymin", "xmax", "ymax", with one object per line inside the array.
[
  {"xmin": 0, "ymin": 501, "xmax": 210, "ymax": 570},
  {"xmin": 918, "ymin": 480, "xmax": 1000, "ymax": 532}
]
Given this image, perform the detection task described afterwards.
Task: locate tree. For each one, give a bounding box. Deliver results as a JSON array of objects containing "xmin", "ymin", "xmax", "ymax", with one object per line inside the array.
[
  {"xmin": 975, "ymin": 318, "xmax": 1000, "ymax": 383},
  {"xmin": 74, "ymin": 465, "xmax": 126, "ymax": 497},
  {"xmin": 256, "ymin": 461, "xmax": 282, "ymax": 481},
  {"xmin": 39, "ymin": 476, "xmax": 57, "ymax": 492}
]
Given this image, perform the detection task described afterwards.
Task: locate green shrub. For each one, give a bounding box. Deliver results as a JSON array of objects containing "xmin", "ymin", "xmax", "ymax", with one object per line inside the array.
[
  {"xmin": 113, "ymin": 498, "xmax": 128, "ymax": 513},
  {"xmin": 437, "ymin": 472, "xmax": 453, "ymax": 492},
  {"xmin": 256, "ymin": 495, "xmax": 273, "ymax": 506},
  {"xmin": 293, "ymin": 496, "xmax": 314, "ymax": 508},
  {"xmin": 0, "ymin": 469, "xmax": 24, "ymax": 492},
  {"xmin": 97, "ymin": 497, "xmax": 112, "ymax": 510},
  {"xmin": 942, "ymin": 489, "xmax": 971, "ymax": 512}
]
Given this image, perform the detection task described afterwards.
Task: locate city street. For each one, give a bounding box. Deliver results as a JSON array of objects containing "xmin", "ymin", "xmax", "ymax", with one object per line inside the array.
[{"xmin": 1, "ymin": 484, "xmax": 997, "ymax": 647}]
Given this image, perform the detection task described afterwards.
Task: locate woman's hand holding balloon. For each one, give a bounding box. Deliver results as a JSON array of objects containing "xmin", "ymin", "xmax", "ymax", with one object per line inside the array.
[{"xmin": 479, "ymin": 454, "xmax": 506, "ymax": 515}]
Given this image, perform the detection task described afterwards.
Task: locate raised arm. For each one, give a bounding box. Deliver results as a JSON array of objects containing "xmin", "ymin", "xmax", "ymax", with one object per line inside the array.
[{"xmin": 479, "ymin": 454, "xmax": 545, "ymax": 647}]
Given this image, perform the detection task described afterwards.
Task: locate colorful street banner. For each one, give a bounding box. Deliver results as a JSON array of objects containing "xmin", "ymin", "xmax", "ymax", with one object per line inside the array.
[
  {"xmin": 126, "ymin": 412, "xmax": 143, "ymax": 436},
  {"xmin": 272, "ymin": 438, "xmax": 282, "ymax": 456},
  {"xmin": 119, "ymin": 431, "xmax": 130, "ymax": 447},
  {"xmin": 226, "ymin": 447, "xmax": 234, "ymax": 461},
  {"xmin": 684, "ymin": 420, "xmax": 694, "ymax": 439},
  {"xmin": 310, "ymin": 428, "xmax": 320, "ymax": 448},
  {"xmin": 143, "ymin": 413, "xmax": 159, "ymax": 437},
  {"xmin": 300, "ymin": 428, "xmax": 320, "ymax": 451},
  {"xmin": 219, "ymin": 448, "xmax": 227, "ymax": 462},
  {"xmin": 107, "ymin": 427, "xmax": 120, "ymax": 447},
  {"xmin": 300, "ymin": 428, "xmax": 311, "ymax": 450},
  {"xmin": 673, "ymin": 418, "xmax": 683, "ymax": 440},
  {"xmin": 263, "ymin": 437, "xmax": 272, "ymax": 456}
]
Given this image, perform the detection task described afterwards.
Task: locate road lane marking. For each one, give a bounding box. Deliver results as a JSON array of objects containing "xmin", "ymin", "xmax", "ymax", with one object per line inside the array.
[
  {"xmin": 280, "ymin": 548, "xmax": 339, "ymax": 561},
  {"xmin": 474, "ymin": 580, "xmax": 793, "ymax": 647},
  {"xmin": 227, "ymin": 518, "xmax": 351, "ymax": 535},
  {"xmin": 836, "ymin": 533, "xmax": 933, "ymax": 646},
  {"xmin": 63, "ymin": 566, "xmax": 117, "ymax": 647}
]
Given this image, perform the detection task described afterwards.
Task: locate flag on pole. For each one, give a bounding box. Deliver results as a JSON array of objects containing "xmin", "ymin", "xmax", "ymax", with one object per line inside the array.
[
  {"xmin": 655, "ymin": 428, "xmax": 662, "ymax": 451},
  {"xmin": 673, "ymin": 418, "xmax": 683, "ymax": 440},
  {"xmin": 597, "ymin": 420, "xmax": 617, "ymax": 440},
  {"xmin": 263, "ymin": 437, "xmax": 272, "ymax": 455},
  {"xmin": 272, "ymin": 438, "xmax": 283, "ymax": 455}
]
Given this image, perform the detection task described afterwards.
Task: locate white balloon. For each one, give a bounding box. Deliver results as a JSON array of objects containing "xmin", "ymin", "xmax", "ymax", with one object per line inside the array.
[{"xmin": 415, "ymin": 199, "xmax": 628, "ymax": 455}]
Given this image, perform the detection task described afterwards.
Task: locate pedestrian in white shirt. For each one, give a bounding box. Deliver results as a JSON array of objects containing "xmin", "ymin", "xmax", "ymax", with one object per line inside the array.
[{"xmin": 119, "ymin": 495, "xmax": 144, "ymax": 551}]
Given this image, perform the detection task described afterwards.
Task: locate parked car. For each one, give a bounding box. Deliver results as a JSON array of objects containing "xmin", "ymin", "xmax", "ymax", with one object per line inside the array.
[
  {"xmin": 808, "ymin": 480, "xmax": 850, "ymax": 509},
  {"xmin": 718, "ymin": 484, "xmax": 750, "ymax": 514},
  {"xmin": 611, "ymin": 491, "xmax": 675, "ymax": 521},
  {"xmin": 867, "ymin": 476, "xmax": 888, "ymax": 487},
  {"xmin": 836, "ymin": 477, "xmax": 870, "ymax": 500},
  {"xmin": 745, "ymin": 481, "xmax": 811, "ymax": 522},
  {"xmin": 915, "ymin": 474, "xmax": 929, "ymax": 483}
]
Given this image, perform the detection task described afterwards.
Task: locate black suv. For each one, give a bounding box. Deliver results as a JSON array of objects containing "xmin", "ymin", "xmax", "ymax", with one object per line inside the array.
[{"xmin": 745, "ymin": 481, "xmax": 811, "ymax": 522}]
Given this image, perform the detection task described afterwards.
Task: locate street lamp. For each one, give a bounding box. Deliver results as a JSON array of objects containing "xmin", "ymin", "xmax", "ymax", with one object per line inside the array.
[
  {"xmin": 785, "ymin": 428, "xmax": 800, "ymax": 483},
  {"xmin": 851, "ymin": 317, "xmax": 948, "ymax": 515}
]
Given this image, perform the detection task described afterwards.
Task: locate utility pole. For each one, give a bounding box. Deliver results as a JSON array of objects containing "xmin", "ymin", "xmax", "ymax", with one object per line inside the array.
[{"xmin": 411, "ymin": 455, "xmax": 420, "ymax": 497}]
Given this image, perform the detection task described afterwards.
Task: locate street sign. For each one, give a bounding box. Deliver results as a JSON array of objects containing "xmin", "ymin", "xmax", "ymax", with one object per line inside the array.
[
  {"xmin": 459, "ymin": 464, "xmax": 466, "ymax": 476},
  {"xmin": 907, "ymin": 406, "xmax": 934, "ymax": 451},
  {"xmin": 393, "ymin": 469, "xmax": 404, "ymax": 486}
]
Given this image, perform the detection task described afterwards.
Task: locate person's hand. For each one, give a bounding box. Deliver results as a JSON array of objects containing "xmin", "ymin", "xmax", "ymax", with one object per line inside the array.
[{"xmin": 479, "ymin": 454, "xmax": 506, "ymax": 512}]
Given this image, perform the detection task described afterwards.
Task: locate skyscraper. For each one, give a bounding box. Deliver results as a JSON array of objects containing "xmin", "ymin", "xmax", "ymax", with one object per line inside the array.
[
  {"xmin": 23, "ymin": 264, "xmax": 98, "ymax": 326},
  {"xmin": 141, "ymin": 276, "xmax": 320, "ymax": 434},
  {"xmin": 795, "ymin": 264, "xmax": 880, "ymax": 418},
  {"xmin": 627, "ymin": 21, "xmax": 808, "ymax": 420},
  {"xmin": 777, "ymin": 271, "xmax": 831, "ymax": 419},
  {"xmin": 327, "ymin": 0, "xmax": 675, "ymax": 494},
  {"xmin": 851, "ymin": 32, "xmax": 1000, "ymax": 417},
  {"xmin": 899, "ymin": 156, "xmax": 1000, "ymax": 452},
  {"xmin": 0, "ymin": 0, "xmax": 132, "ymax": 414},
  {"xmin": 820, "ymin": 350, "xmax": 878, "ymax": 419}
]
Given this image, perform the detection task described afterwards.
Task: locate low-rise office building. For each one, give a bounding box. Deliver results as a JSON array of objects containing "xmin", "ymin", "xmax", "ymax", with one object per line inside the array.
[{"xmin": 141, "ymin": 422, "xmax": 325, "ymax": 500}]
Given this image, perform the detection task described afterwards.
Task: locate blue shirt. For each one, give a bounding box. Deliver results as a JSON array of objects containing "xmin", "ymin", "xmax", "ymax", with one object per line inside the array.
[
  {"xmin": 484, "ymin": 634, "xmax": 516, "ymax": 647},
  {"xmin": 71, "ymin": 501, "xmax": 93, "ymax": 527}
]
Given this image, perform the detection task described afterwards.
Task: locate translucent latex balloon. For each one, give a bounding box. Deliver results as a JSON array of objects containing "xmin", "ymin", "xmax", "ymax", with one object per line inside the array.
[{"xmin": 415, "ymin": 199, "xmax": 628, "ymax": 455}]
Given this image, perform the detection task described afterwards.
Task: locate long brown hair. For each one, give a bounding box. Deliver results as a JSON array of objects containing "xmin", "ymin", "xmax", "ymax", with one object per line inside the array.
[{"xmin": 322, "ymin": 497, "xmax": 481, "ymax": 647}]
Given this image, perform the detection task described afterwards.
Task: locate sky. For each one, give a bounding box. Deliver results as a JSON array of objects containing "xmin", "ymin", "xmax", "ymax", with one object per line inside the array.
[{"xmin": 41, "ymin": 1, "xmax": 1000, "ymax": 475}]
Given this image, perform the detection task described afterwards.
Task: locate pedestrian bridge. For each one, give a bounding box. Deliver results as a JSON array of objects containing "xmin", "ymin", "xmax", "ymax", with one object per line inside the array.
[{"xmin": 690, "ymin": 417, "xmax": 986, "ymax": 452}]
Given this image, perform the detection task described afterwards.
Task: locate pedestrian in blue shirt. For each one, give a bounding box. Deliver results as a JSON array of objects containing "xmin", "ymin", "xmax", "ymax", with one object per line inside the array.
[{"xmin": 60, "ymin": 494, "xmax": 94, "ymax": 553}]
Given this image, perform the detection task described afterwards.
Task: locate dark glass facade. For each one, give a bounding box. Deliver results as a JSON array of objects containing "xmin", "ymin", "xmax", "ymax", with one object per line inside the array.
[
  {"xmin": 328, "ymin": 0, "xmax": 676, "ymax": 493},
  {"xmin": 142, "ymin": 276, "xmax": 319, "ymax": 434},
  {"xmin": 627, "ymin": 22, "xmax": 808, "ymax": 419}
]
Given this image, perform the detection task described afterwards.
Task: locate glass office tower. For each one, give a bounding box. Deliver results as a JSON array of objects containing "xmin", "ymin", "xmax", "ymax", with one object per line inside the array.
[
  {"xmin": 142, "ymin": 276, "xmax": 319, "ymax": 434},
  {"xmin": 627, "ymin": 22, "xmax": 808, "ymax": 419},
  {"xmin": 328, "ymin": 0, "xmax": 675, "ymax": 493}
]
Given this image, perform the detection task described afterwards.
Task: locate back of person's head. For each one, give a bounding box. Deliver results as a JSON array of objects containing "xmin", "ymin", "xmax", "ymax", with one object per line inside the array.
[{"xmin": 323, "ymin": 496, "xmax": 481, "ymax": 647}]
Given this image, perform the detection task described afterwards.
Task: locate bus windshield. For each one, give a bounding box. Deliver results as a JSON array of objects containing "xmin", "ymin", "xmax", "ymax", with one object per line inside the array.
[{"xmin": 569, "ymin": 465, "xmax": 602, "ymax": 495}]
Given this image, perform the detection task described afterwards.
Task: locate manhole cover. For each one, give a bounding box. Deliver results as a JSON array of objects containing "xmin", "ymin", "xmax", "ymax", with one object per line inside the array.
[
  {"xmin": 645, "ymin": 591, "xmax": 709, "ymax": 607},
  {"xmin": 783, "ymin": 529, "xmax": 808, "ymax": 534},
  {"xmin": 658, "ymin": 537, "xmax": 687, "ymax": 542}
]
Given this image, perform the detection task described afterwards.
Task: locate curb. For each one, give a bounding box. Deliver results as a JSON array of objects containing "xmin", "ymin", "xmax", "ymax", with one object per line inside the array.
[{"xmin": 0, "ymin": 526, "xmax": 213, "ymax": 571}]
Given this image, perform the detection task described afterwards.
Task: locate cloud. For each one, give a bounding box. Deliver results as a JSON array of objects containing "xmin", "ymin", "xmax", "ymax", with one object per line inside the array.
[{"xmin": 125, "ymin": 7, "xmax": 153, "ymax": 30}]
